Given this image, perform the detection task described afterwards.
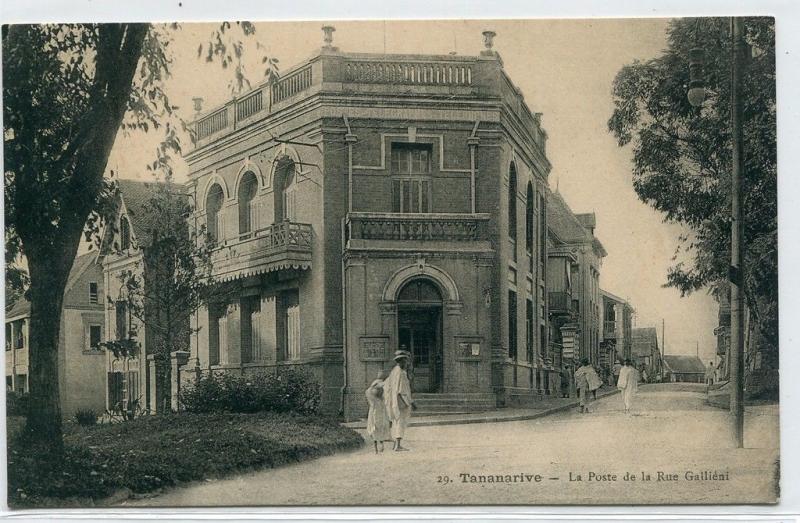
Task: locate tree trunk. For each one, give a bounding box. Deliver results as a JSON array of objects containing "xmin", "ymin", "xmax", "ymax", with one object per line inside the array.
[{"xmin": 23, "ymin": 255, "xmax": 72, "ymax": 453}]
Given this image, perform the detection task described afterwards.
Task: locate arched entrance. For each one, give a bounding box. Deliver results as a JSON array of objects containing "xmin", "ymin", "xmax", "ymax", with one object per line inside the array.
[{"xmin": 397, "ymin": 278, "xmax": 443, "ymax": 393}]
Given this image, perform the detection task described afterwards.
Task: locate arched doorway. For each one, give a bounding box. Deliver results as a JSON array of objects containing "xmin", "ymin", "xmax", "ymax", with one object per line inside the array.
[
  {"xmin": 397, "ymin": 278, "xmax": 443, "ymax": 393},
  {"xmin": 273, "ymin": 158, "xmax": 297, "ymax": 222}
]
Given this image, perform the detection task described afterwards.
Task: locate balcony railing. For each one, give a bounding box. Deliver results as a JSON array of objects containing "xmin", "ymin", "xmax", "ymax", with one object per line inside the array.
[
  {"xmin": 548, "ymin": 292, "xmax": 573, "ymax": 314},
  {"xmin": 346, "ymin": 212, "xmax": 490, "ymax": 243},
  {"xmin": 344, "ymin": 60, "xmax": 472, "ymax": 86},
  {"xmin": 210, "ymin": 221, "xmax": 313, "ymax": 281}
]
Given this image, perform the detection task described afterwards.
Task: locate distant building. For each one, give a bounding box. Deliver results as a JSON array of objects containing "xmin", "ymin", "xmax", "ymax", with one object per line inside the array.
[
  {"xmin": 631, "ymin": 327, "xmax": 663, "ymax": 381},
  {"xmin": 4, "ymin": 253, "xmax": 106, "ymax": 416},
  {"xmin": 662, "ymin": 355, "xmax": 706, "ymax": 383},
  {"xmin": 546, "ymin": 191, "xmax": 606, "ymax": 377},
  {"xmin": 600, "ymin": 289, "xmax": 633, "ymax": 382}
]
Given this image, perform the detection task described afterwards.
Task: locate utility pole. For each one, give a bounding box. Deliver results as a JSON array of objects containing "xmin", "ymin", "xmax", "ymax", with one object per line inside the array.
[
  {"xmin": 729, "ymin": 17, "xmax": 746, "ymax": 449},
  {"xmin": 662, "ymin": 318, "xmax": 665, "ymax": 356}
]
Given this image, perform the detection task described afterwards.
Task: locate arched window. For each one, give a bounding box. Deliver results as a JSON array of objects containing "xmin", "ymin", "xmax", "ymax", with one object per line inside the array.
[
  {"xmin": 508, "ymin": 163, "xmax": 517, "ymax": 242},
  {"xmin": 274, "ymin": 159, "xmax": 297, "ymax": 222},
  {"xmin": 525, "ymin": 182, "xmax": 534, "ymax": 255},
  {"xmin": 397, "ymin": 278, "xmax": 442, "ymax": 304},
  {"xmin": 237, "ymin": 171, "xmax": 258, "ymax": 234},
  {"xmin": 205, "ymin": 183, "xmax": 224, "ymax": 242},
  {"xmin": 119, "ymin": 216, "xmax": 131, "ymax": 251}
]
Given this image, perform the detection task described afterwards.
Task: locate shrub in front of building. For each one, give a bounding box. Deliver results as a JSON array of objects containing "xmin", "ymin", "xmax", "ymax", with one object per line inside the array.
[
  {"xmin": 6, "ymin": 391, "xmax": 30, "ymax": 417},
  {"xmin": 179, "ymin": 367, "xmax": 320, "ymax": 415},
  {"xmin": 73, "ymin": 409, "xmax": 99, "ymax": 427}
]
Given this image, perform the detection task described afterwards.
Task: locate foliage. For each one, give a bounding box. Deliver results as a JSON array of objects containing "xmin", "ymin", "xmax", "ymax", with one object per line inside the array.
[
  {"xmin": 180, "ymin": 368, "xmax": 321, "ymax": 415},
  {"xmin": 607, "ymin": 17, "xmax": 777, "ymax": 348},
  {"xmin": 73, "ymin": 409, "xmax": 99, "ymax": 427},
  {"xmin": 7, "ymin": 411, "xmax": 362, "ymax": 507},
  {"xmin": 106, "ymin": 396, "xmax": 144, "ymax": 422},
  {"xmin": 5, "ymin": 230, "xmax": 29, "ymax": 307},
  {"xmin": 3, "ymin": 21, "xmax": 273, "ymax": 446},
  {"xmin": 97, "ymin": 338, "xmax": 140, "ymax": 360},
  {"xmin": 6, "ymin": 391, "xmax": 30, "ymax": 417}
]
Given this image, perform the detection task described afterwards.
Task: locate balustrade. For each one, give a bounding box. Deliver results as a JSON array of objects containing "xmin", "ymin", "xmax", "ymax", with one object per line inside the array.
[
  {"xmin": 347, "ymin": 213, "xmax": 489, "ymax": 243},
  {"xmin": 344, "ymin": 60, "xmax": 472, "ymax": 86}
]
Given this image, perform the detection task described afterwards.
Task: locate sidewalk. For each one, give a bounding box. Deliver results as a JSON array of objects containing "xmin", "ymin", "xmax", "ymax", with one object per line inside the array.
[{"xmin": 343, "ymin": 386, "xmax": 619, "ymax": 429}]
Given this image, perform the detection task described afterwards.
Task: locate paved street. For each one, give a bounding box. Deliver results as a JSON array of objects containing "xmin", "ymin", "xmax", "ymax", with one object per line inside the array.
[{"xmin": 123, "ymin": 385, "xmax": 779, "ymax": 506}]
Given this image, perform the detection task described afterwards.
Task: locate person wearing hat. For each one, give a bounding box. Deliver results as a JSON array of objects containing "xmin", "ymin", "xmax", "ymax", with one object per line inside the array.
[{"xmin": 383, "ymin": 349, "xmax": 417, "ymax": 451}]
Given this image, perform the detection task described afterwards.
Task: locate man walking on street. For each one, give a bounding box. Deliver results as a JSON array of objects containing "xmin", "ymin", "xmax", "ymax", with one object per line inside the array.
[
  {"xmin": 384, "ymin": 349, "xmax": 417, "ymax": 451},
  {"xmin": 617, "ymin": 359, "xmax": 638, "ymax": 414}
]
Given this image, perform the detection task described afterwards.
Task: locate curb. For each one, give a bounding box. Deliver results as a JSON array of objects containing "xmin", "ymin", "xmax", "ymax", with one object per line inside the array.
[{"xmin": 345, "ymin": 389, "xmax": 620, "ymax": 429}]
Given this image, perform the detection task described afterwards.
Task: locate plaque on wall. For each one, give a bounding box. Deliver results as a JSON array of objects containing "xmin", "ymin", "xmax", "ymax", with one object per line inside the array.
[
  {"xmin": 359, "ymin": 336, "xmax": 388, "ymax": 361},
  {"xmin": 455, "ymin": 336, "xmax": 483, "ymax": 360}
]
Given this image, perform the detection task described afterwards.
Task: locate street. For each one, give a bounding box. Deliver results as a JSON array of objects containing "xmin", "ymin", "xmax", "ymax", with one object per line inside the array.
[{"xmin": 123, "ymin": 384, "xmax": 779, "ymax": 506}]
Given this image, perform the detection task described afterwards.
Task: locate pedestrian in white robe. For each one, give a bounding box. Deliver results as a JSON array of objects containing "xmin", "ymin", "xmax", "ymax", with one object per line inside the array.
[
  {"xmin": 365, "ymin": 369, "xmax": 392, "ymax": 453},
  {"xmin": 617, "ymin": 359, "xmax": 638, "ymax": 414},
  {"xmin": 383, "ymin": 350, "xmax": 416, "ymax": 451}
]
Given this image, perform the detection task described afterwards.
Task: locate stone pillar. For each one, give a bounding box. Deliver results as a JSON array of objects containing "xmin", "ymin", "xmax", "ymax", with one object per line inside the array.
[
  {"xmin": 171, "ymin": 350, "xmax": 190, "ymax": 411},
  {"xmin": 147, "ymin": 354, "xmax": 158, "ymax": 414}
]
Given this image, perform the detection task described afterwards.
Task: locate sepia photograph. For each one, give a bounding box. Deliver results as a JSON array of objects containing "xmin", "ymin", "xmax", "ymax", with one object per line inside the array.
[{"xmin": 2, "ymin": 12, "xmax": 781, "ymax": 510}]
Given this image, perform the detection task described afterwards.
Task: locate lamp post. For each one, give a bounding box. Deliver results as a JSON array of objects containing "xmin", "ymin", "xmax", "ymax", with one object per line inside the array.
[{"xmin": 687, "ymin": 17, "xmax": 746, "ymax": 448}]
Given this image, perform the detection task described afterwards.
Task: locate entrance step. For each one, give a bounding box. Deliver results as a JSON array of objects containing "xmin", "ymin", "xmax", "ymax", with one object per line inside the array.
[{"xmin": 412, "ymin": 392, "xmax": 497, "ymax": 415}]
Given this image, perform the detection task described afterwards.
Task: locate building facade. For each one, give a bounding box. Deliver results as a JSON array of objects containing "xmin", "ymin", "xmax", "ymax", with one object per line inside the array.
[
  {"xmin": 631, "ymin": 327, "xmax": 663, "ymax": 382},
  {"xmin": 662, "ymin": 355, "xmax": 705, "ymax": 383},
  {"xmin": 600, "ymin": 289, "xmax": 633, "ymax": 382},
  {"xmin": 546, "ymin": 191, "xmax": 606, "ymax": 378},
  {"xmin": 182, "ymin": 29, "xmax": 557, "ymax": 418},
  {"xmin": 5, "ymin": 253, "xmax": 107, "ymax": 416}
]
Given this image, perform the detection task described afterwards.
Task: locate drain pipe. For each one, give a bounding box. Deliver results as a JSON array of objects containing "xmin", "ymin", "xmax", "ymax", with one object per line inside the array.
[{"xmin": 340, "ymin": 116, "xmax": 357, "ymax": 418}]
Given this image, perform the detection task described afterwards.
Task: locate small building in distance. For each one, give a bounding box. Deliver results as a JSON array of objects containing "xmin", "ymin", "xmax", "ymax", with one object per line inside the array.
[
  {"xmin": 662, "ymin": 355, "xmax": 706, "ymax": 383},
  {"xmin": 631, "ymin": 326, "xmax": 663, "ymax": 382},
  {"xmin": 600, "ymin": 289, "xmax": 633, "ymax": 382},
  {"xmin": 4, "ymin": 252, "xmax": 107, "ymax": 417}
]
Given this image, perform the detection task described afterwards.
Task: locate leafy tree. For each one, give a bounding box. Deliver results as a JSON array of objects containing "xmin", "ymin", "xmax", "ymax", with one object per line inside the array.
[
  {"xmin": 608, "ymin": 17, "xmax": 777, "ymax": 351},
  {"xmin": 3, "ymin": 22, "xmax": 268, "ymax": 451},
  {"xmin": 103, "ymin": 177, "xmax": 217, "ymax": 414}
]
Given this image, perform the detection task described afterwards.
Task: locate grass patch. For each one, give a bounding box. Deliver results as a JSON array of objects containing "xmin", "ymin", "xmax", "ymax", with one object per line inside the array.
[{"xmin": 7, "ymin": 412, "xmax": 363, "ymax": 508}]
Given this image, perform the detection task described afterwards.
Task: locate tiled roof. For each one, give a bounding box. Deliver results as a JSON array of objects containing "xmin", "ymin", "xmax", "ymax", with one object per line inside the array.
[
  {"xmin": 116, "ymin": 178, "xmax": 187, "ymax": 248},
  {"xmin": 631, "ymin": 327, "xmax": 659, "ymax": 357},
  {"xmin": 5, "ymin": 252, "xmax": 99, "ymax": 321},
  {"xmin": 546, "ymin": 191, "xmax": 592, "ymax": 244},
  {"xmin": 663, "ymin": 355, "xmax": 707, "ymax": 374}
]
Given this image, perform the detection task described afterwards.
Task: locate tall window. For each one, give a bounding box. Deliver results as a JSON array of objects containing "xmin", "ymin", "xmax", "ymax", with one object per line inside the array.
[
  {"xmin": 89, "ymin": 282, "xmax": 98, "ymax": 304},
  {"xmin": 540, "ymin": 324, "xmax": 547, "ymax": 362},
  {"xmin": 508, "ymin": 290, "xmax": 518, "ymax": 360},
  {"xmin": 526, "ymin": 298, "xmax": 534, "ymax": 362},
  {"xmin": 538, "ymin": 193, "xmax": 546, "ymax": 266},
  {"xmin": 526, "ymin": 182, "xmax": 534, "ymax": 271},
  {"xmin": 206, "ymin": 183, "xmax": 224, "ymax": 242},
  {"xmin": 240, "ymin": 295, "xmax": 261, "ymax": 364},
  {"xmin": 119, "ymin": 216, "xmax": 131, "ymax": 251},
  {"xmin": 208, "ymin": 304, "xmax": 224, "ymax": 366},
  {"xmin": 274, "ymin": 159, "xmax": 297, "ymax": 222},
  {"xmin": 508, "ymin": 164, "xmax": 518, "ymax": 241},
  {"xmin": 115, "ymin": 301, "xmax": 129, "ymax": 341},
  {"xmin": 279, "ymin": 290, "xmax": 300, "ymax": 361},
  {"xmin": 391, "ymin": 143, "xmax": 432, "ymax": 213},
  {"xmin": 238, "ymin": 172, "xmax": 258, "ymax": 235},
  {"xmin": 89, "ymin": 325, "xmax": 102, "ymax": 350}
]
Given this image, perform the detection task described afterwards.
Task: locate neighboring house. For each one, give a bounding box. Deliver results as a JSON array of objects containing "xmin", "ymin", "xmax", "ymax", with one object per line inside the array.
[
  {"xmin": 98, "ymin": 178, "xmax": 188, "ymax": 414},
  {"xmin": 600, "ymin": 289, "xmax": 633, "ymax": 382},
  {"xmin": 4, "ymin": 253, "xmax": 107, "ymax": 416},
  {"xmin": 662, "ymin": 355, "xmax": 706, "ymax": 383},
  {"xmin": 182, "ymin": 28, "xmax": 557, "ymax": 419},
  {"xmin": 546, "ymin": 232, "xmax": 578, "ymax": 392},
  {"xmin": 631, "ymin": 327, "xmax": 663, "ymax": 381},
  {"xmin": 546, "ymin": 191, "xmax": 607, "ymax": 378}
]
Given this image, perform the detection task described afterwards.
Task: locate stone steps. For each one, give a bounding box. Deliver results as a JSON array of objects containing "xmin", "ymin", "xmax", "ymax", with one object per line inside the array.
[{"xmin": 412, "ymin": 392, "xmax": 496, "ymax": 415}]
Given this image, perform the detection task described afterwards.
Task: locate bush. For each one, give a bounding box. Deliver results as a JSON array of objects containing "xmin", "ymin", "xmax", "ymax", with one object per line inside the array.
[
  {"xmin": 6, "ymin": 390, "xmax": 30, "ymax": 417},
  {"xmin": 74, "ymin": 409, "xmax": 98, "ymax": 427},
  {"xmin": 179, "ymin": 367, "xmax": 321, "ymax": 415}
]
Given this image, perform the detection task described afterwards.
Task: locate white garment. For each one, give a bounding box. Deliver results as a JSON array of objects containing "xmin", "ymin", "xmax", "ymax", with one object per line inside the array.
[
  {"xmin": 617, "ymin": 366, "xmax": 638, "ymax": 411},
  {"xmin": 383, "ymin": 364, "xmax": 413, "ymax": 439}
]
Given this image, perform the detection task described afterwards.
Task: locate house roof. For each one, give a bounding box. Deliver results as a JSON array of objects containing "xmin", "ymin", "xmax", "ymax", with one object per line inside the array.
[
  {"xmin": 546, "ymin": 191, "xmax": 606, "ymax": 257},
  {"xmin": 5, "ymin": 252, "xmax": 99, "ymax": 322},
  {"xmin": 114, "ymin": 178, "xmax": 188, "ymax": 248},
  {"xmin": 601, "ymin": 289, "xmax": 628, "ymax": 306},
  {"xmin": 663, "ymin": 355, "xmax": 707, "ymax": 374},
  {"xmin": 631, "ymin": 327, "xmax": 659, "ymax": 357}
]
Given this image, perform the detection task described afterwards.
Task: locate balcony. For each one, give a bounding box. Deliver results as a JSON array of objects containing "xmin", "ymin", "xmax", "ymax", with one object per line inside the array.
[
  {"xmin": 548, "ymin": 292, "xmax": 573, "ymax": 315},
  {"xmin": 603, "ymin": 320, "xmax": 617, "ymax": 339},
  {"xmin": 345, "ymin": 212, "xmax": 492, "ymax": 254},
  {"xmin": 210, "ymin": 221, "xmax": 313, "ymax": 282}
]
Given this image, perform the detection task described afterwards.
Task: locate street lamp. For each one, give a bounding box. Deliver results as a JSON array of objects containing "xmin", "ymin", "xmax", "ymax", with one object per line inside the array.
[{"xmin": 686, "ymin": 17, "xmax": 746, "ymax": 449}]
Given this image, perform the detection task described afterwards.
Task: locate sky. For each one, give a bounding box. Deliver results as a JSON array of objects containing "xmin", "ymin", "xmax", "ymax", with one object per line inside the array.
[{"xmin": 108, "ymin": 19, "xmax": 719, "ymax": 362}]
